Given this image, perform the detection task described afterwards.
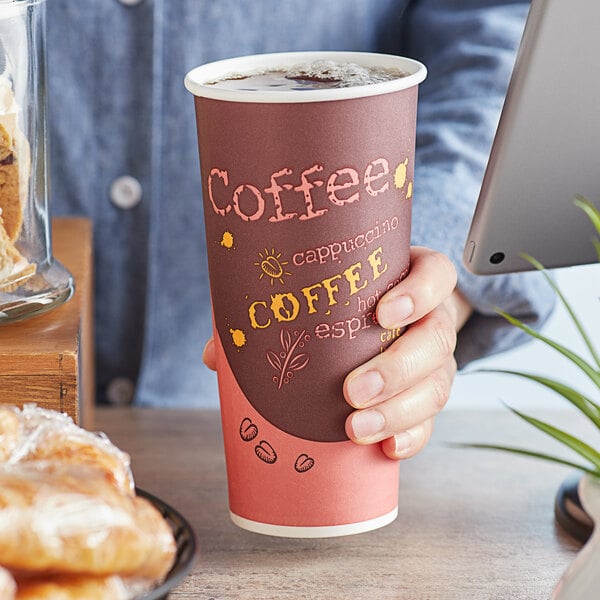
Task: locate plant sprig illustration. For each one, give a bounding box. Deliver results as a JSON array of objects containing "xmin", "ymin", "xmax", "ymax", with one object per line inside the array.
[{"xmin": 267, "ymin": 329, "xmax": 310, "ymax": 390}]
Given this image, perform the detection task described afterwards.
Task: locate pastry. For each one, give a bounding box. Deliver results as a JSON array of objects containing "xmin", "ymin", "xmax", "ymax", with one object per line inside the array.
[
  {"xmin": 0, "ymin": 76, "xmax": 30, "ymax": 243},
  {"xmin": 0, "ymin": 122, "xmax": 23, "ymax": 243},
  {"xmin": 0, "ymin": 404, "xmax": 177, "ymax": 600},
  {"xmin": 0, "ymin": 78, "xmax": 34, "ymax": 292},
  {"xmin": 15, "ymin": 574, "xmax": 133, "ymax": 600},
  {"xmin": 0, "ymin": 405, "xmax": 135, "ymax": 496},
  {"xmin": 0, "ymin": 213, "xmax": 35, "ymax": 293},
  {"xmin": 0, "ymin": 406, "xmax": 178, "ymax": 593},
  {"xmin": 0, "ymin": 461, "xmax": 176, "ymax": 581}
]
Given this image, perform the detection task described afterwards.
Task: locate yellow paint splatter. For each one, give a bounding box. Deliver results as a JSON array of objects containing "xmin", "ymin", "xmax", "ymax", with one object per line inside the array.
[
  {"xmin": 220, "ymin": 231, "xmax": 234, "ymax": 249},
  {"xmin": 407, "ymin": 181, "xmax": 413, "ymax": 199},
  {"xmin": 394, "ymin": 158, "xmax": 409, "ymax": 190},
  {"xmin": 230, "ymin": 328, "xmax": 247, "ymax": 348}
]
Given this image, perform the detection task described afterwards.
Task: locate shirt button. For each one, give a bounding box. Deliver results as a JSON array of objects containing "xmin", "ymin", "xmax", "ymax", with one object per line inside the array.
[
  {"xmin": 117, "ymin": 0, "xmax": 144, "ymax": 6},
  {"xmin": 109, "ymin": 175, "xmax": 143, "ymax": 210},
  {"xmin": 106, "ymin": 377, "xmax": 136, "ymax": 406}
]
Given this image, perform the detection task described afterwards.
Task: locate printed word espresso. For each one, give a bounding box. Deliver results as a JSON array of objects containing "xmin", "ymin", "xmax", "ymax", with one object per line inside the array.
[{"xmin": 207, "ymin": 157, "xmax": 395, "ymax": 222}]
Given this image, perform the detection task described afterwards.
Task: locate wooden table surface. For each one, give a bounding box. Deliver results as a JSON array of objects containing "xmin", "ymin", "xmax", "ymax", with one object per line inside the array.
[{"xmin": 95, "ymin": 407, "xmax": 588, "ymax": 600}]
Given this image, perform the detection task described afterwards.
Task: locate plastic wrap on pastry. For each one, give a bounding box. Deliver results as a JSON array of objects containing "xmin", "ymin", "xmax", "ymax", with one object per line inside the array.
[
  {"xmin": 0, "ymin": 407, "xmax": 19, "ymax": 462},
  {"xmin": 0, "ymin": 566, "xmax": 16, "ymax": 600},
  {"xmin": 0, "ymin": 405, "xmax": 134, "ymax": 495},
  {"xmin": 0, "ymin": 461, "xmax": 176, "ymax": 581}
]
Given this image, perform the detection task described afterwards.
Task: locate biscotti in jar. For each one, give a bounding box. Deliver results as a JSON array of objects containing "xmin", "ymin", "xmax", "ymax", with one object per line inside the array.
[{"xmin": 0, "ymin": 0, "xmax": 73, "ymax": 323}]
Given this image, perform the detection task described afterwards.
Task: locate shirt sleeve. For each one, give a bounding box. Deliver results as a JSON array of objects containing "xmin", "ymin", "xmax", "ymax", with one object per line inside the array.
[{"xmin": 401, "ymin": 0, "xmax": 556, "ymax": 367}]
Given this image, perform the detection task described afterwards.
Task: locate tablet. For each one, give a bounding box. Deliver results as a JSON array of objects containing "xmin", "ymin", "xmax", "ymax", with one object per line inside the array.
[{"xmin": 463, "ymin": 0, "xmax": 600, "ymax": 274}]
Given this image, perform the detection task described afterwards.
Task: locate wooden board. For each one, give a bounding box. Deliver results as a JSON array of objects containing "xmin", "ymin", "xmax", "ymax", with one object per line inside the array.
[{"xmin": 0, "ymin": 218, "xmax": 94, "ymax": 427}]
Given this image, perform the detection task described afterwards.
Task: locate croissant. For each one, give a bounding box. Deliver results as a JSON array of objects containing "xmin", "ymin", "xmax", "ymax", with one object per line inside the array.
[{"xmin": 0, "ymin": 462, "xmax": 176, "ymax": 581}]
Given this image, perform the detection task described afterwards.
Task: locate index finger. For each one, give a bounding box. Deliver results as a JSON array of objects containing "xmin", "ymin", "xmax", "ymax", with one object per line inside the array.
[{"xmin": 376, "ymin": 246, "xmax": 457, "ymax": 329}]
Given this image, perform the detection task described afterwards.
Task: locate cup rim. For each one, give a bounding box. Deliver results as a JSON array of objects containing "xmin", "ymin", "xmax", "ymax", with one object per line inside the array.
[{"xmin": 184, "ymin": 51, "xmax": 426, "ymax": 103}]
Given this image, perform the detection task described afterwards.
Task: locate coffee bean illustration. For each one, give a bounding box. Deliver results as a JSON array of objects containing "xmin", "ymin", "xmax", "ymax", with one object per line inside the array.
[
  {"xmin": 260, "ymin": 255, "xmax": 284, "ymax": 279},
  {"xmin": 255, "ymin": 440, "xmax": 277, "ymax": 464},
  {"xmin": 294, "ymin": 453, "xmax": 315, "ymax": 473},
  {"xmin": 239, "ymin": 417, "xmax": 258, "ymax": 442}
]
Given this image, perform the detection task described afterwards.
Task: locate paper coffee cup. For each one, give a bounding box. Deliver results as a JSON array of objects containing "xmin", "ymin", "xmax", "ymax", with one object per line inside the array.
[{"xmin": 186, "ymin": 51, "xmax": 426, "ymax": 537}]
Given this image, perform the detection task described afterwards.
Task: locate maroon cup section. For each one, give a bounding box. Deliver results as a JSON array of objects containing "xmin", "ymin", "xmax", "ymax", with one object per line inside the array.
[{"xmin": 195, "ymin": 89, "xmax": 417, "ymax": 443}]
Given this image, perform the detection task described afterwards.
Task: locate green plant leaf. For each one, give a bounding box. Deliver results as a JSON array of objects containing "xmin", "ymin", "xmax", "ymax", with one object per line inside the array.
[
  {"xmin": 459, "ymin": 443, "xmax": 600, "ymax": 476},
  {"xmin": 574, "ymin": 194, "xmax": 600, "ymax": 236},
  {"xmin": 497, "ymin": 309, "xmax": 600, "ymax": 389},
  {"xmin": 574, "ymin": 195, "xmax": 600, "ymax": 261},
  {"xmin": 506, "ymin": 404, "xmax": 600, "ymax": 470},
  {"xmin": 518, "ymin": 253, "xmax": 600, "ymax": 370},
  {"xmin": 593, "ymin": 238, "xmax": 600, "ymax": 262},
  {"xmin": 477, "ymin": 368, "xmax": 600, "ymax": 427}
]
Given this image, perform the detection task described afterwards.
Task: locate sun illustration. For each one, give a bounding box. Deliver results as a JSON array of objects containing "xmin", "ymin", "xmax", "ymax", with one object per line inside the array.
[
  {"xmin": 254, "ymin": 248, "xmax": 292, "ymax": 285},
  {"xmin": 394, "ymin": 158, "xmax": 409, "ymax": 190},
  {"xmin": 220, "ymin": 231, "xmax": 234, "ymax": 249},
  {"xmin": 230, "ymin": 328, "xmax": 247, "ymax": 349}
]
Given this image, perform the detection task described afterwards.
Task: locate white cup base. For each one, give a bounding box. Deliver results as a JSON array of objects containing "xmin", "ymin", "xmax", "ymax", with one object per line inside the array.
[{"xmin": 230, "ymin": 506, "xmax": 398, "ymax": 538}]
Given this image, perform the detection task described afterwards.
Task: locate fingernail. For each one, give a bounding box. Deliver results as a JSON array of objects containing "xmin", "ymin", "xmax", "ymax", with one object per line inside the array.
[
  {"xmin": 350, "ymin": 410, "xmax": 386, "ymax": 439},
  {"xmin": 346, "ymin": 370, "xmax": 384, "ymax": 407},
  {"xmin": 393, "ymin": 431, "xmax": 413, "ymax": 457},
  {"xmin": 378, "ymin": 295, "xmax": 414, "ymax": 328}
]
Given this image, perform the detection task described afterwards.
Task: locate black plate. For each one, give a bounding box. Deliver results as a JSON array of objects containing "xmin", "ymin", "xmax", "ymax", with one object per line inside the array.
[
  {"xmin": 555, "ymin": 472, "xmax": 594, "ymax": 544},
  {"xmin": 136, "ymin": 488, "xmax": 197, "ymax": 599}
]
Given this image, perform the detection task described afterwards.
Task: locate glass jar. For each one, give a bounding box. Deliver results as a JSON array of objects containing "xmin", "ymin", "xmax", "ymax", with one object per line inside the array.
[{"xmin": 0, "ymin": 0, "xmax": 73, "ymax": 322}]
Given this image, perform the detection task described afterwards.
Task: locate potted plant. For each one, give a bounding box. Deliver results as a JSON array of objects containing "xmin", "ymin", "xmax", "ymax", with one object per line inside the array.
[{"xmin": 466, "ymin": 196, "xmax": 600, "ymax": 600}]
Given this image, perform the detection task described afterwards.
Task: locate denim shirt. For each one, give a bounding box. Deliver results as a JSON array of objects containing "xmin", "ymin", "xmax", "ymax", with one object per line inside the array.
[{"xmin": 47, "ymin": 0, "xmax": 554, "ymax": 407}]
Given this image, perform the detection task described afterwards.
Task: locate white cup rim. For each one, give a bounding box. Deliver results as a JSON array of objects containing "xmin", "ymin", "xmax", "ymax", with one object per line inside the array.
[{"xmin": 184, "ymin": 51, "xmax": 426, "ymax": 104}]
